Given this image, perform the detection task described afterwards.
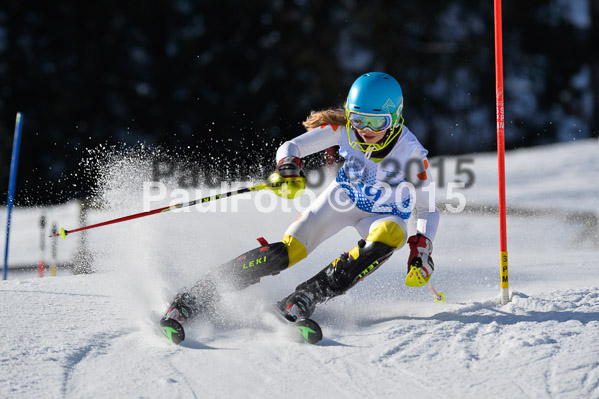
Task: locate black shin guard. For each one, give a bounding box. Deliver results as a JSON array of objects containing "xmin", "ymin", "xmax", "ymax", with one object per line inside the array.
[
  {"xmin": 167, "ymin": 241, "xmax": 290, "ymax": 322},
  {"xmin": 213, "ymin": 241, "xmax": 290, "ymax": 289},
  {"xmin": 286, "ymin": 239, "xmax": 396, "ymax": 309}
]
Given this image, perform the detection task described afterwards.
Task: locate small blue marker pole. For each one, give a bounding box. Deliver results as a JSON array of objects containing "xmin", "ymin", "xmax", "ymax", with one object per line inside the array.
[{"xmin": 3, "ymin": 112, "xmax": 23, "ymax": 280}]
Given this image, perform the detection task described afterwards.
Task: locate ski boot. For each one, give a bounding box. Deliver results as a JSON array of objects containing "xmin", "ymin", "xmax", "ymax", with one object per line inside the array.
[
  {"xmin": 276, "ymin": 290, "xmax": 323, "ymax": 344},
  {"xmin": 160, "ymin": 276, "xmax": 222, "ymax": 344},
  {"xmin": 278, "ymin": 238, "xmax": 397, "ymax": 320},
  {"xmin": 160, "ymin": 292, "xmax": 198, "ymax": 344},
  {"xmin": 278, "ymin": 290, "xmax": 317, "ymax": 322}
]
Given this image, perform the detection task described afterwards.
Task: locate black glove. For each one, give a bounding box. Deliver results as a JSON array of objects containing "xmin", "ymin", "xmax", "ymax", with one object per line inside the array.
[{"xmin": 275, "ymin": 156, "xmax": 304, "ymax": 178}]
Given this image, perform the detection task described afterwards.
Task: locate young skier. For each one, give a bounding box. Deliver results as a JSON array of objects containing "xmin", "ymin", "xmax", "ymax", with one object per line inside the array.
[{"xmin": 161, "ymin": 72, "xmax": 439, "ymax": 344}]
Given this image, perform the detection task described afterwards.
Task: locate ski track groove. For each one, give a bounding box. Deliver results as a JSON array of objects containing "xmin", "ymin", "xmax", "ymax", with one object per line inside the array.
[
  {"xmin": 574, "ymin": 361, "xmax": 599, "ymax": 398},
  {"xmin": 340, "ymin": 320, "xmax": 453, "ymax": 398},
  {"xmin": 60, "ymin": 329, "xmax": 132, "ymax": 397},
  {"xmin": 589, "ymin": 364, "xmax": 599, "ymax": 397},
  {"xmin": 511, "ymin": 379, "xmax": 538, "ymax": 399},
  {"xmin": 375, "ymin": 323, "xmax": 434, "ymax": 365},
  {"xmin": 168, "ymin": 358, "xmax": 199, "ymax": 399},
  {"xmin": 311, "ymin": 350, "xmax": 374, "ymax": 399}
]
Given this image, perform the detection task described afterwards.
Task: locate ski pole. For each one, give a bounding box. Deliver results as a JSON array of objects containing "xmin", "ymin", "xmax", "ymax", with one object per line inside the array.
[{"xmin": 51, "ymin": 176, "xmax": 304, "ymax": 239}]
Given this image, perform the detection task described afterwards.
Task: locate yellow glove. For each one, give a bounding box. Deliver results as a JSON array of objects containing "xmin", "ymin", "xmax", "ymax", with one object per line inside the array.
[
  {"xmin": 265, "ymin": 156, "xmax": 306, "ymax": 199},
  {"xmin": 264, "ymin": 173, "xmax": 306, "ymax": 199}
]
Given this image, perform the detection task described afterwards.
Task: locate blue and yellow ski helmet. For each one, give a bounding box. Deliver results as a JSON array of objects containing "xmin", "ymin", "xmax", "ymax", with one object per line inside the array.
[{"xmin": 345, "ymin": 72, "xmax": 404, "ymax": 152}]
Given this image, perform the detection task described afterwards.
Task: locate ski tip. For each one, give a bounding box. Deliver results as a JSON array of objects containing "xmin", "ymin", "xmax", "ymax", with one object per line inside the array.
[
  {"xmin": 295, "ymin": 318, "xmax": 323, "ymax": 345},
  {"xmin": 160, "ymin": 318, "xmax": 185, "ymax": 345}
]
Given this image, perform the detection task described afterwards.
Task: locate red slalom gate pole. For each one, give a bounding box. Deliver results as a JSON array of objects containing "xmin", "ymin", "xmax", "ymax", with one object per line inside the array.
[{"xmin": 495, "ymin": 0, "xmax": 510, "ymax": 305}]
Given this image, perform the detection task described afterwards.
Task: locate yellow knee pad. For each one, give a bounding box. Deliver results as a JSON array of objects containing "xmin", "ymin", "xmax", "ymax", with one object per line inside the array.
[
  {"xmin": 282, "ymin": 235, "xmax": 308, "ymax": 267},
  {"xmin": 365, "ymin": 220, "xmax": 406, "ymax": 249},
  {"xmin": 282, "ymin": 221, "xmax": 404, "ymax": 268},
  {"xmin": 342, "ymin": 221, "xmax": 406, "ymax": 264}
]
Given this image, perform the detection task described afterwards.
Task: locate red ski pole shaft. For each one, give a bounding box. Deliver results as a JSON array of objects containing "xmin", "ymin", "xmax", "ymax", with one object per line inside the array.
[{"xmin": 51, "ymin": 183, "xmax": 265, "ymax": 239}]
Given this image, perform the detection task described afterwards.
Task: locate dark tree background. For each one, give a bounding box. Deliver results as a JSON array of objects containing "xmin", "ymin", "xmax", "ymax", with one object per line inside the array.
[{"xmin": 0, "ymin": 0, "xmax": 596, "ymax": 205}]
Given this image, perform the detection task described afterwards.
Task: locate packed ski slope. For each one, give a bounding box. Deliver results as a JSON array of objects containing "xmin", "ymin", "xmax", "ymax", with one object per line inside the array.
[{"xmin": 1, "ymin": 139, "xmax": 598, "ymax": 398}]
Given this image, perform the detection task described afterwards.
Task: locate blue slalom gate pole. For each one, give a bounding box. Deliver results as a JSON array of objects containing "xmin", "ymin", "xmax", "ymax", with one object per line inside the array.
[{"xmin": 3, "ymin": 112, "xmax": 23, "ymax": 280}]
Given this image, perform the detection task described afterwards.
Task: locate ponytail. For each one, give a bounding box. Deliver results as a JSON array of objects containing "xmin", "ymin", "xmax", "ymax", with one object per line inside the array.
[{"xmin": 302, "ymin": 108, "xmax": 347, "ymax": 131}]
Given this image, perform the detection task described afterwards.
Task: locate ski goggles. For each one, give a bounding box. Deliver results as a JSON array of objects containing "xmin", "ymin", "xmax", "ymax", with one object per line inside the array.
[{"xmin": 348, "ymin": 111, "xmax": 393, "ymax": 133}]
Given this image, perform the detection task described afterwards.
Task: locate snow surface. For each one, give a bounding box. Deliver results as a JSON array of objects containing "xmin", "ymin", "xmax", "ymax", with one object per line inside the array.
[{"xmin": 1, "ymin": 139, "xmax": 598, "ymax": 398}]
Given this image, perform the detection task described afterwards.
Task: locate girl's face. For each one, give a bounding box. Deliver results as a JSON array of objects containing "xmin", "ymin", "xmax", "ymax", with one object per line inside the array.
[{"xmin": 357, "ymin": 128, "xmax": 388, "ymax": 144}]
